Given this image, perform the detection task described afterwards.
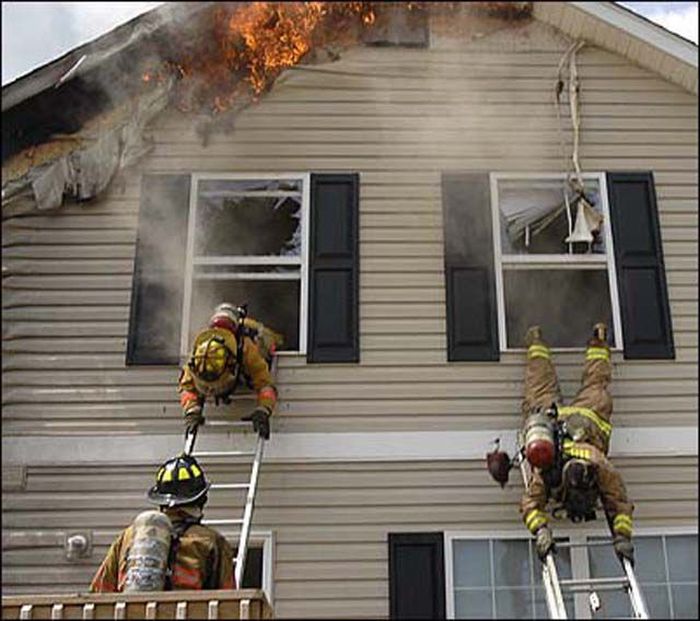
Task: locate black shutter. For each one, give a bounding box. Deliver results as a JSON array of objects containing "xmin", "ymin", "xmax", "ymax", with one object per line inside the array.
[
  {"xmin": 441, "ymin": 173, "xmax": 499, "ymax": 361},
  {"xmin": 307, "ymin": 173, "xmax": 359, "ymax": 363},
  {"xmin": 126, "ymin": 174, "xmax": 191, "ymax": 365},
  {"xmin": 389, "ymin": 533, "xmax": 445, "ymax": 620},
  {"xmin": 607, "ymin": 172, "xmax": 675, "ymax": 359}
]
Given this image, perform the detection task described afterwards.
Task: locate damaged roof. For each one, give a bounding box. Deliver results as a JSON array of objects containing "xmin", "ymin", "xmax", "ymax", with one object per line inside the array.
[{"xmin": 1, "ymin": 1, "xmax": 697, "ymax": 216}]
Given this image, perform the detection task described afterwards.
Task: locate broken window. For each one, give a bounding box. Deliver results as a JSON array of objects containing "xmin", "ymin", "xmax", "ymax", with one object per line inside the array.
[
  {"xmin": 492, "ymin": 174, "xmax": 622, "ymax": 349},
  {"xmin": 181, "ymin": 175, "xmax": 308, "ymax": 354}
]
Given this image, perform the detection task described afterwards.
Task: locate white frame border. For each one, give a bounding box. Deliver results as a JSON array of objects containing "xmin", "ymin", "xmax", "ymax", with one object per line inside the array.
[
  {"xmin": 444, "ymin": 526, "xmax": 699, "ymax": 620},
  {"xmin": 180, "ymin": 172, "xmax": 311, "ymax": 359},
  {"xmin": 490, "ymin": 172, "xmax": 624, "ymax": 353},
  {"xmin": 218, "ymin": 530, "xmax": 275, "ymax": 605}
]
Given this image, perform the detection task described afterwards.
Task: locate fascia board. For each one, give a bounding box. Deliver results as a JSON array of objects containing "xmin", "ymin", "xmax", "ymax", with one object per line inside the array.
[
  {"xmin": 570, "ymin": 1, "xmax": 698, "ymax": 68},
  {"xmin": 3, "ymin": 427, "xmax": 697, "ymax": 466}
]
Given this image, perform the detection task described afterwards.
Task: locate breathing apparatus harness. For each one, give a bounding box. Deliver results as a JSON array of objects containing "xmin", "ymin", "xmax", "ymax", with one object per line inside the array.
[
  {"xmin": 528, "ymin": 404, "xmax": 599, "ymax": 524},
  {"xmin": 163, "ymin": 513, "xmax": 202, "ymax": 590}
]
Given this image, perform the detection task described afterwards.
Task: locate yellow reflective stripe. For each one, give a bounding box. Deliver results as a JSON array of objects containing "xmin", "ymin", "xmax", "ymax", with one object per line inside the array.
[
  {"xmin": 525, "ymin": 510, "xmax": 548, "ymax": 532},
  {"xmin": 178, "ymin": 467, "xmax": 191, "ymax": 480},
  {"xmin": 157, "ymin": 467, "xmax": 165, "ymax": 482},
  {"xmin": 561, "ymin": 440, "xmax": 592, "ymax": 460},
  {"xmin": 162, "ymin": 469, "xmax": 173, "ymax": 482},
  {"xmin": 558, "ymin": 406, "xmax": 612, "ymax": 438},
  {"xmin": 586, "ymin": 347, "xmax": 609, "ymax": 356},
  {"xmin": 528, "ymin": 345, "xmax": 551, "ymax": 360},
  {"xmin": 614, "ymin": 514, "xmax": 633, "ymax": 528},
  {"xmin": 190, "ymin": 464, "xmax": 202, "ymax": 478},
  {"xmin": 586, "ymin": 353, "xmax": 610, "ymax": 361}
]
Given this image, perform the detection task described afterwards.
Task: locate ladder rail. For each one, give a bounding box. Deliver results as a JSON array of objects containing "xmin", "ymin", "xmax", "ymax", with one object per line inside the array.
[
  {"xmin": 623, "ymin": 558, "xmax": 650, "ymax": 619},
  {"xmin": 234, "ymin": 434, "xmax": 266, "ymax": 589}
]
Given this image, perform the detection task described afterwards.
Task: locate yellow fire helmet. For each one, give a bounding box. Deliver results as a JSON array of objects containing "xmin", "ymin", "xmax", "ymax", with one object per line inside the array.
[{"xmin": 188, "ymin": 328, "xmax": 238, "ymax": 383}]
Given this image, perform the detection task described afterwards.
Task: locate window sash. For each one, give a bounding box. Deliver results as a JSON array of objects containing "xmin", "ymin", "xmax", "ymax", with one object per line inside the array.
[
  {"xmin": 445, "ymin": 528, "xmax": 699, "ymax": 620},
  {"xmin": 490, "ymin": 172, "xmax": 623, "ymax": 352},
  {"xmin": 181, "ymin": 172, "xmax": 310, "ymax": 358}
]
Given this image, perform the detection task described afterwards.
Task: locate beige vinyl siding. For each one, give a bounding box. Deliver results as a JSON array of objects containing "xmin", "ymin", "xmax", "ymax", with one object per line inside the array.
[
  {"xmin": 3, "ymin": 22, "xmax": 697, "ymax": 435},
  {"xmin": 2, "ymin": 457, "xmax": 698, "ymax": 617}
]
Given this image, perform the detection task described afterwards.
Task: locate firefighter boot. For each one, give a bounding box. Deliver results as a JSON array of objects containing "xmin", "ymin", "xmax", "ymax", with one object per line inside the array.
[
  {"xmin": 525, "ymin": 325, "xmax": 544, "ymax": 348},
  {"xmin": 589, "ymin": 322, "xmax": 608, "ymax": 348}
]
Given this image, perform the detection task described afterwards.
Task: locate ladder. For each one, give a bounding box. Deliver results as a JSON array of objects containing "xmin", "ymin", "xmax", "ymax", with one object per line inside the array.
[
  {"xmin": 514, "ymin": 435, "xmax": 650, "ymax": 619},
  {"xmin": 186, "ymin": 426, "xmax": 265, "ymax": 591}
]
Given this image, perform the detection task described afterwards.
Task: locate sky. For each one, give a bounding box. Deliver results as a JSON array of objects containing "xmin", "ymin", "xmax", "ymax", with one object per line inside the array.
[{"xmin": 1, "ymin": 1, "xmax": 698, "ymax": 85}]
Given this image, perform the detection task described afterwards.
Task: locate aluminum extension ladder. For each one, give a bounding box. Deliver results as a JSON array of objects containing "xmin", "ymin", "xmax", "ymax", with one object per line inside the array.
[{"xmin": 514, "ymin": 434, "xmax": 650, "ymax": 619}]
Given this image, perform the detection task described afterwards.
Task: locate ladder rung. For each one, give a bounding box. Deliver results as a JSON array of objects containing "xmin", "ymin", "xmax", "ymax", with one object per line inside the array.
[
  {"xmin": 560, "ymin": 577, "xmax": 630, "ymax": 587},
  {"xmin": 204, "ymin": 421, "xmax": 251, "ymax": 428},
  {"xmin": 202, "ymin": 518, "xmax": 245, "ymax": 526},
  {"xmin": 557, "ymin": 540, "xmax": 613, "ymax": 548},
  {"xmin": 193, "ymin": 451, "xmax": 256, "ymax": 458},
  {"xmin": 210, "ymin": 483, "xmax": 249, "ymax": 490}
]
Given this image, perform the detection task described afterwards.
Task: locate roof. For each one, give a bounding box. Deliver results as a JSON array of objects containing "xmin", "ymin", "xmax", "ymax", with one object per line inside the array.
[{"xmin": 2, "ymin": 1, "xmax": 697, "ymax": 114}]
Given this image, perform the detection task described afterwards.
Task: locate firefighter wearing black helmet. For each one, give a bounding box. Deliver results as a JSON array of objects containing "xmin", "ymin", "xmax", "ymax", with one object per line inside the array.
[
  {"xmin": 518, "ymin": 323, "xmax": 635, "ymax": 566},
  {"xmin": 90, "ymin": 455, "xmax": 235, "ymax": 592},
  {"xmin": 178, "ymin": 303, "xmax": 283, "ymax": 439}
]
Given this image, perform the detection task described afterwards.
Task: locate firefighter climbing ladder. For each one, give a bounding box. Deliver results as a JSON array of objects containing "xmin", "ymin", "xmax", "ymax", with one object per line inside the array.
[
  {"xmin": 514, "ymin": 433, "xmax": 650, "ymax": 620},
  {"xmin": 182, "ymin": 356, "xmax": 277, "ymax": 591}
]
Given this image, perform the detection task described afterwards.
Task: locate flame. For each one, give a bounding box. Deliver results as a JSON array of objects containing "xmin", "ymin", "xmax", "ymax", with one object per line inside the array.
[{"xmin": 139, "ymin": 2, "xmax": 530, "ymax": 115}]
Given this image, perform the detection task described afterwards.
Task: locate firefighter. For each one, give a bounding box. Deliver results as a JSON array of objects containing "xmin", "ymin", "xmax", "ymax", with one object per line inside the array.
[
  {"xmin": 90, "ymin": 454, "xmax": 235, "ymax": 592},
  {"xmin": 179, "ymin": 303, "xmax": 281, "ymax": 439},
  {"xmin": 519, "ymin": 323, "xmax": 635, "ymax": 565}
]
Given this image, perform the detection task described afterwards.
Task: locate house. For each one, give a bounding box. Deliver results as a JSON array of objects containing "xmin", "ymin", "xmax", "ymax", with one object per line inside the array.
[{"xmin": 2, "ymin": 1, "xmax": 697, "ymax": 618}]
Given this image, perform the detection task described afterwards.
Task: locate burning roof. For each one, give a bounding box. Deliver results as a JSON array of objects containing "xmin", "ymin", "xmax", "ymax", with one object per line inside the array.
[{"xmin": 1, "ymin": 1, "xmax": 532, "ymax": 214}]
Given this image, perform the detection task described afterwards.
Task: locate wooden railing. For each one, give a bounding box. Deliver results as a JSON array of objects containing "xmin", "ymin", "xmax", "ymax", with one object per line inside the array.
[{"xmin": 2, "ymin": 589, "xmax": 272, "ymax": 620}]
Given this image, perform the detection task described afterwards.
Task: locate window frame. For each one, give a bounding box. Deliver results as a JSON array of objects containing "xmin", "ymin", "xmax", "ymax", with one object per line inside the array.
[
  {"xmin": 444, "ymin": 526, "xmax": 698, "ymax": 620},
  {"xmin": 489, "ymin": 172, "xmax": 624, "ymax": 353},
  {"xmin": 180, "ymin": 172, "xmax": 311, "ymax": 358},
  {"xmin": 221, "ymin": 530, "xmax": 275, "ymax": 605}
]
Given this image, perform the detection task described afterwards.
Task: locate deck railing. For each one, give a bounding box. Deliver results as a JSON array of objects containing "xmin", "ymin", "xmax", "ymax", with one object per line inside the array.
[{"xmin": 1, "ymin": 589, "xmax": 272, "ymax": 620}]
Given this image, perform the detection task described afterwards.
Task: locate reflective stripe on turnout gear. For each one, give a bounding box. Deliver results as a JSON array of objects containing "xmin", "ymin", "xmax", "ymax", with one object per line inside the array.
[
  {"xmin": 524, "ymin": 509, "xmax": 548, "ymax": 533},
  {"xmin": 527, "ymin": 344, "xmax": 551, "ymax": 360},
  {"xmin": 562, "ymin": 439, "xmax": 592, "ymax": 460},
  {"xmin": 180, "ymin": 390, "xmax": 199, "ymax": 408},
  {"xmin": 613, "ymin": 513, "xmax": 633, "ymax": 537},
  {"xmin": 585, "ymin": 346, "xmax": 610, "ymax": 361},
  {"xmin": 558, "ymin": 405, "xmax": 612, "ymax": 438}
]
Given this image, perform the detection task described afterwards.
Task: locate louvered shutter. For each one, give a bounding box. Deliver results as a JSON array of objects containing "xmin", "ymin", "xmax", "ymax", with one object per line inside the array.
[
  {"xmin": 442, "ymin": 173, "xmax": 499, "ymax": 361},
  {"xmin": 389, "ymin": 533, "xmax": 446, "ymax": 620},
  {"xmin": 607, "ymin": 172, "xmax": 675, "ymax": 359},
  {"xmin": 307, "ymin": 173, "xmax": 360, "ymax": 363}
]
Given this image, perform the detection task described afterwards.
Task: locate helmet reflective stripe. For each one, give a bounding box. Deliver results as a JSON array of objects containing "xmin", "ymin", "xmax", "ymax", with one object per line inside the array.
[
  {"xmin": 178, "ymin": 467, "xmax": 191, "ymax": 480},
  {"xmin": 162, "ymin": 469, "xmax": 173, "ymax": 482},
  {"xmin": 190, "ymin": 464, "xmax": 202, "ymax": 477}
]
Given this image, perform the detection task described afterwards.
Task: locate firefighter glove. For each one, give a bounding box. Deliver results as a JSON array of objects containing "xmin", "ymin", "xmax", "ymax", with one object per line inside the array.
[
  {"xmin": 535, "ymin": 526, "xmax": 555, "ymax": 561},
  {"xmin": 243, "ymin": 407, "xmax": 271, "ymax": 439},
  {"xmin": 613, "ymin": 535, "xmax": 635, "ymax": 566},
  {"xmin": 184, "ymin": 403, "xmax": 205, "ymax": 431}
]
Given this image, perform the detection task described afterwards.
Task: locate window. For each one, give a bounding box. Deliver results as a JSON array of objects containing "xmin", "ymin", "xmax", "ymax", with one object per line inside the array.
[
  {"xmin": 446, "ymin": 531, "xmax": 698, "ymax": 619},
  {"xmin": 490, "ymin": 173, "xmax": 623, "ymax": 350},
  {"xmin": 588, "ymin": 533, "xmax": 698, "ymax": 619},
  {"xmin": 180, "ymin": 174, "xmax": 310, "ymax": 356},
  {"xmin": 446, "ymin": 534, "xmax": 572, "ymax": 619}
]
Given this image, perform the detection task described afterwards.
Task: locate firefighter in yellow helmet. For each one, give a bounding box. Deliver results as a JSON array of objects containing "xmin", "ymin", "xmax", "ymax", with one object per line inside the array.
[
  {"xmin": 519, "ymin": 323, "xmax": 635, "ymax": 565},
  {"xmin": 178, "ymin": 303, "xmax": 282, "ymax": 439},
  {"xmin": 90, "ymin": 455, "xmax": 235, "ymax": 592}
]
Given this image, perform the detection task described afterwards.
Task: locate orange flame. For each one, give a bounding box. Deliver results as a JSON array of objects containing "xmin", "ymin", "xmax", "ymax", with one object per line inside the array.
[{"xmin": 139, "ymin": 2, "xmax": 530, "ymax": 114}]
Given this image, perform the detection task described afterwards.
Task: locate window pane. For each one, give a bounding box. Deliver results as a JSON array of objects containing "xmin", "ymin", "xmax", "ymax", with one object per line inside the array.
[
  {"xmin": 667, "ymin": 535, "xmax": 698, "ymax": 582},
  {"xmin": 504, "ymin": 270, "xmax": 614, "ymax": 348},
  {"xmin": 588, "ymin": 538, "xmax": 626, "ymax": 579},
  {"xmin": 495, "ymin": 588, "xmax": 532, "ymax": 619},
  {"xmin": 634, "ymin": 537, "xmax": 667, "ymax": 583},
  {"xmin": 493, "ymin": 540, "xmax": 530, "ymax": 586},
  {"xmin": 672, "ymin": 584, "xmax": 699, "ymax": 619},
  {"xmin": 455, "ymin": 589, "xmax": 494, "ymax": 619},
  {"xmin": 189, "ymin": 278, "xmax": 300, "ymax": 350},
  {"xmin": 454, "ymin": 540, "xmax": 491, "ymax": 588},
  {"xmin": 196, "ymin": 180, "xmax": 302, "ymax": 257},
  {"xmin": 499, "ymin": 178, "xmax": 605, "ymax": 255},
  {"xmin": 534, "ymin": 587, "xmax": 574, "ymax": 619},
  {"xmin": 640, "ymin": 585, "xmax": 671, "ymax": 619}
]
